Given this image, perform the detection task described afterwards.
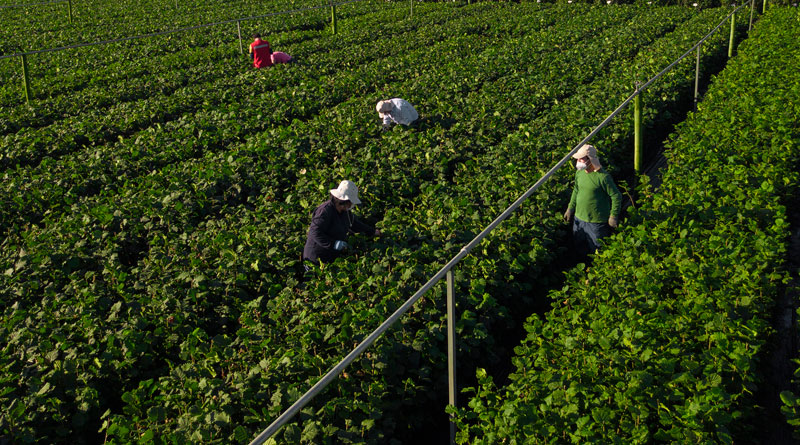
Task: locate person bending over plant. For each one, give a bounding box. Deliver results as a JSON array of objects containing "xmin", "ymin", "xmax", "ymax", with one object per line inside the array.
[
  {"xmin": 376, "ymin": 98, "xmax": 418, "ymax": 131},
  {"xmin": 248, "ymin": 33, "xmax": 273, "ymax": 68},
  {"xmin": 303, "ymin": 180, "xmax": 382, "ymax": 270}
]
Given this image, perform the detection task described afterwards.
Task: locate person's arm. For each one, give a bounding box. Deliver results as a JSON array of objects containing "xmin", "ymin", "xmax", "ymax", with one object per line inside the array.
[
  {"xmin": 568, "ymin": 174, "xmax": 579, "ymax": 211},
  {"xmin": 381, "ymin": 114, "xmax": 393, "ymax": 127},
  {"xmin": 349, "ymin": 214, "xmax": 376, "ymax": 236},
  {"xmin": 604, "ymin": 175, "xmax": 622, "ymax": 218},
  {"xmin": 308, "ymin": 207, "xmax": 336, "ymax": 250}
]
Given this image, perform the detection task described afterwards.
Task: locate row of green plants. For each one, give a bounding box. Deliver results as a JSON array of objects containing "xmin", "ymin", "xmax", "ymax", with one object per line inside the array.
[
  {"xmin": 98, "ymin": 6, "xmax": 741, "ymax": 443},
  {"xmin": 453, "ymin": 6, "xmax": 799, "ymax": 443},
  {"xmin": 1, "ymin": 3, "xmax": 631, "ymax": 442},
  {"xmin": 0, "ymin": 0, "xmax": 376, "ymax": 65},
  {"xmin": 0, "ymin": 2, "xmax": 728, "ymax": 440},
  {"xmin": 0, "ymin": 1, "xmax": 503, "ymax": 235},
  {"xmin": 0, "ymin": 3, "xmax": 755, "ymax": 445}
]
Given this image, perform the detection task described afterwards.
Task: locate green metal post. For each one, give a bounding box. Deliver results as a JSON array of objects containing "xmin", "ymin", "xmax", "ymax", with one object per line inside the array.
[
  {"xmin": 728, "ymin": 9, "xmax": 735, "ymax": 59},
  {"xmin": 634, "ymin": 89, "xmax": 643, "ymax": 174},
  {"xmin": 762, "ymin": 0, "xmax": 766, "ymax": 13},
  {"xmin": 20, "ymin": 53, "xmax": 31, "ymax": 104},
  {"xmin": 331, "ymin": 2, "xmax": 337, "ymax": 35},
  {"xmin": 446, "ymin": 270, "xmax": 457, "ymax": 445},
  {"xmin": 749, "ymin": 0, "xmax": 754, "ymax": 31},
  {"xmin": 67, "ymin": 0, "xmax": 73, "ymax": 24}
]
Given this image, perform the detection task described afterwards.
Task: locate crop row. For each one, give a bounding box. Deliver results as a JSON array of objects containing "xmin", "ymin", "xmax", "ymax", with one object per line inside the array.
[
  {"xmin": 0, "ymin": 3, "xmax": 748, "ymax": 444},
  {"xmin": 0, "ymin": 3, "xmax": 613, "ymax": 442},
  {"xmin": 101, "ymin": 7, "xmax": 734, "ymax": 443},
  {"xmin": 0, "ymin": 0, "xmax": 425, "ymax": 113},
  {"xmin": 0, "ymin": 2, "xmax": 512, "ymax": 236},
  {"xmin": 453, "ymin": 6, "xmax": 799, "ymax": 443}
]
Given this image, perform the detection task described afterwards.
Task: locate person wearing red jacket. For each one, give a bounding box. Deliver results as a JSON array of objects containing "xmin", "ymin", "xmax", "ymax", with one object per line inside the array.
[{"xmin": 248, "ymin": 33, "xmax": 273, "ymax": 68}]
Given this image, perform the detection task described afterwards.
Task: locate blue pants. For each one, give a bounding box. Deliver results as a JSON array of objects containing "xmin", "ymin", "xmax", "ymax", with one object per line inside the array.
[{"xmin": 572, "ymin": 217, "xmax": 612, "ymax": 261}]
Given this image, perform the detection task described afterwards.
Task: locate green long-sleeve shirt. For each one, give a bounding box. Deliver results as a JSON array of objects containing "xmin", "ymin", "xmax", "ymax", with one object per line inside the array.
[{"xmin": 568, "ymin": 168, "xmax": 622, "ymax": 223}]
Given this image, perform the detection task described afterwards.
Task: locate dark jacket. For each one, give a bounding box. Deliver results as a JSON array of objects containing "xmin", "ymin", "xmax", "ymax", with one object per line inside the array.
[{"xmin": 303, "ymin": 199, "xmax": 375, "ymax": 264}]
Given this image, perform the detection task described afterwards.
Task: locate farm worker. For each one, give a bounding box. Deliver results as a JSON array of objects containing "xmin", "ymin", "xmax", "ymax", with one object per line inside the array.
[
  {"xmin": 249, "ymin": 33, "xmax": 273, "ymax": 68},
  {"xmin": 271, "ymin": 51, "xmax": 293, "ymax": 64},
  {"xmin": 376, "ymin": 98, "xmax": 418, "ymax": 130},
  {"xmin": 563, "ymin": 144, "xmax": 622, "ymax": 261},
  {"xmin": 303, "ymin": 180, "xmax": 382, "ymax": 267}
]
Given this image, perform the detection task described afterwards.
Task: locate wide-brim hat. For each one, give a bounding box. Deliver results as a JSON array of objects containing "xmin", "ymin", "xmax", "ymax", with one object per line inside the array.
[
  {"xmin": 376, "ymin": 100, "xmax": 393, "ymax": 114},
  {"xmin": 572, "ymin": 144, "xmax": 603, "ymax": 170},
  {"xmin": 330, "ymin": 180, "xmax": 361, "ymax": 205}
]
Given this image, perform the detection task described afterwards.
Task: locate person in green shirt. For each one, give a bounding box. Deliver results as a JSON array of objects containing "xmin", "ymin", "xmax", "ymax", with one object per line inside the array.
[{"xmin": 563, "ymin": 144, "xmax": 622, "ymax": 261}]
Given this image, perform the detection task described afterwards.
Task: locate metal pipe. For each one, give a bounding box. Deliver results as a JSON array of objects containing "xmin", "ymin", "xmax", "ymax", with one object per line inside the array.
[
  {"xmin": 728, "ymin": 8, "xmax": 736, "ymax": 59},
  {"xmin": 21, "ymin": 53, "xmax": 31, "ymax": 103},
  {"xmin": 634, "ymin": 88, "xmax": 642, "ymax": 174},
  {"xmin": 237, "ymin": 21, "xmax": 243, "ymax": 54},
  {"xmin": 694, "ymin": 43, "xmax": 701, "ymax": 109},
  {"xmin": 749, "ymin": 0, "xmax": 754, "ymax": 31},
  {"xmin": 447, "ymin": 270, "xmax": 457, "ymax": 445},
  {"xmin": 67, "ymin": 0, "xmax": 72, "ymax": 23}
]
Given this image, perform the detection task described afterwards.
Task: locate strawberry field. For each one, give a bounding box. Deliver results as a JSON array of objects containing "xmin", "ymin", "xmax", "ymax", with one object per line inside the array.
[
  {"xmin": 1, "ymin": 0, "xmax": 793, "ymax": 443},
  {"xmin": 453, "ymin": 6, "xmax": 800, "ymax": 443}
]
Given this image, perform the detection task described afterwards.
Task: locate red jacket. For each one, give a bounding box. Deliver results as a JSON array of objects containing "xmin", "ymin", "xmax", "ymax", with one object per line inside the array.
[{"xmin": 250, "ymin": 38, "xmax": 272, "ymax": 68}]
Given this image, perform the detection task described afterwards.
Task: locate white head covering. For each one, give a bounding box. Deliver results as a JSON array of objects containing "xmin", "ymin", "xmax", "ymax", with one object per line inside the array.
[
  {"xmin": 572, "ymin": 144, "xmax": 603, "ymax": 170},
  {"xmin": 376, "ymin": 100, "xmax": 393, "ymax": 114},
  {"xmin": 329, "ymin": 180, "xmax": 362, "ymax": 205}
]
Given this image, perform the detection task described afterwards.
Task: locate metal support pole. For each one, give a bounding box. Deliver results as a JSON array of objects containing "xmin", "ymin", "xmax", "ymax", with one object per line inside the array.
[
  {"xmin": 728, "ymin": 8, "xmax": 736, "ymax": 59},
  {"xmin": 67, "ymin": 0, "xmax": 73, "ymax": 24},
  {"xmin": 237, "ymin": 21, "xmax": 243, "ymax": 54},
  {"xmin": 20, "ymin": 53, "xmax": 31, "ymax": 104},
  {"xmin": 410, "ymin": 0, "xmax": 413, "ymax": 18},
  {"xmin": 633, "ymin": 88, "xmax": 643, "ymax": 174},
  {"xmin": 762, "ymin": 0, "xmax": 766, "ymax": 13},
  {"xmin": 749, "ymin": 0, "xmax": 754, "ymax": 31},
  {"xmin": 446, "ymin": 270, "xmax": 457, "ymax": 445},
  {"xmin": 330, "ymin": 2, "xmax": 337, "ymax": 35},
  {"xmin": 694, "ymin": 43, "xmax": 701, "ymax": 109},
  {"xmin": 21, "ymin": 53, "xmax": 32, "ymax": 103}
]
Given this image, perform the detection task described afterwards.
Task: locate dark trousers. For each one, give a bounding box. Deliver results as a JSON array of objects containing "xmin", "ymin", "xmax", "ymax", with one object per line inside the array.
[{"xmin": 572, "ymin": 217, "xmax": 612, "ymax": 263}]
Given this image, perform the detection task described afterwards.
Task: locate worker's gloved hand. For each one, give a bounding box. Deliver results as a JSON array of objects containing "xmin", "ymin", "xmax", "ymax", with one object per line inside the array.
[
  {"xmin": 333, "ymin": 240, "xmax": 349, "ymax": 251},
  {"xmin": 608, "ymin": 216, "xmax": 618, "ymax": 228},
  {"xmin": 563, "ymin": 208, "xmax": 574, "ymax": 222}
]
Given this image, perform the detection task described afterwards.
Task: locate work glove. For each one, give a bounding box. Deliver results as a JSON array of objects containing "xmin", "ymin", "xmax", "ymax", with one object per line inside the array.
[
  {"xmin": 333, "ymin": 240, "xmax": 349, "ymax": 251},
  {"xmin": 608, "ymin": 216, "xmax": 618, "ymax": 228},
  {"xmin": 563, "ymin": 208, "xmax": 574, "ymax": 222}
]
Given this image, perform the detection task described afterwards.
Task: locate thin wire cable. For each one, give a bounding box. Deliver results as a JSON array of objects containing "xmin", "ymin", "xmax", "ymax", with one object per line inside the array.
[
  {"xmin": 247, "ymin": 4, "xmax": 757, "ymax": 443},
  {"xmin": 0, "ymin": 0, "xmax": 66, "ymax": 9},
  {"xmin": 0, "ymin": 0, "xmax": 365, "ymax": 60}
]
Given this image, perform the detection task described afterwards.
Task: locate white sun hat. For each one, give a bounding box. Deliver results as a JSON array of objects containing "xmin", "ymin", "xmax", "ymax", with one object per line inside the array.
[
  {"xmin": 572, "ymin": 144, "xmax": 603, "ymax": 170},
  {"xmin": 329, "ymin": 180, "xmax": 362, "ymax": 205},
  {"xmin": 376, "ymin": 100, "xmax": 393, "ymax": 114}
]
